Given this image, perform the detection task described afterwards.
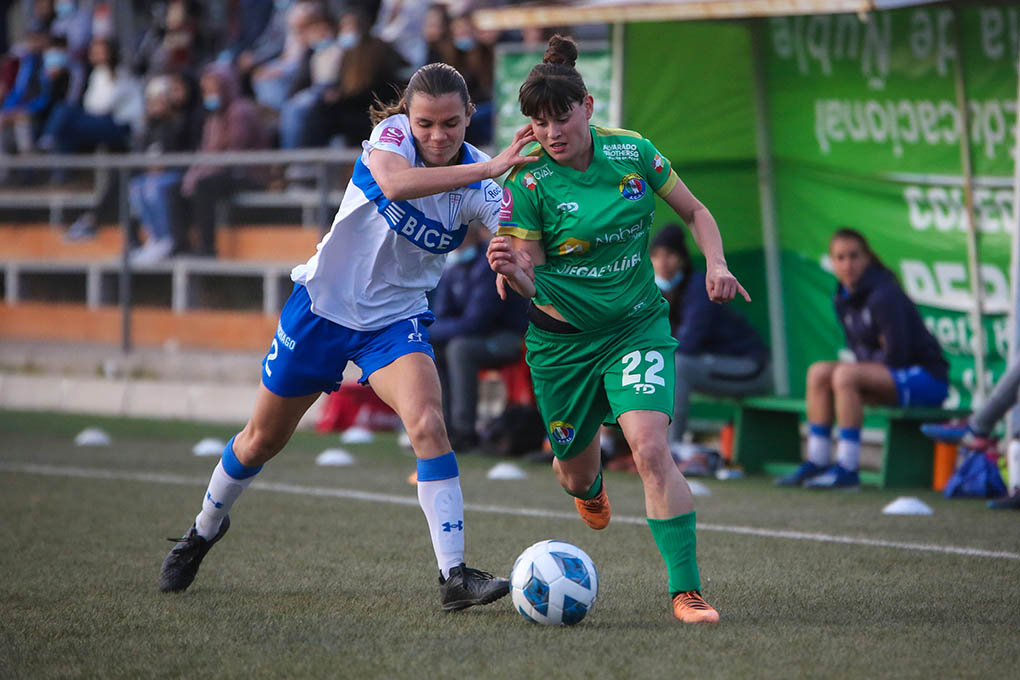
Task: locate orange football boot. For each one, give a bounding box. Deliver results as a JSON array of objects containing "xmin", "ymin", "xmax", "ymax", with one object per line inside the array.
[
  {"xmin": 671, "ymin": 590, "xmax": 720, "ymax": 624},
  {"xmin": 574, "ymin": 485, "xmax": 611, "ymax": 530}
]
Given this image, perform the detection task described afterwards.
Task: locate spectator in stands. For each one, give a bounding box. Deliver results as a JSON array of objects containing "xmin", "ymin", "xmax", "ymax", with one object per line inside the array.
[
  {"xmin": 234, "ymin": 0, "xmax": 295, "ymax": 97},
  {"xmin": 922, "ymin": 362, "xmax": 1020, "ymax": 510},
  {"xmin": 650, "ymin": 224, "xmax": 772, "ymax": 451},
  {"xmin": 277, "ymin": 6, "xmax": 339, "ymax": 151},
  {"xmin": 37, "ymin": 37, "xmax": 143, "ymax": 154},
  {"xmin": 0, "ymin": 22, "xmax": 50, "ymax": 169},
  {"xmin": 250, "ymin": 0, "xmax": 321, "ymax": 110},
  {"xmin": 777, "ymin": 227, "xmax": 949, "ymax": 489},
  {"xmin": 133, "ymin": 0, "xmax": 207, "ymax": 77},
  {"xmin": 430, "ymin": 225, "xmax": 528, "ymax": 452},
  {"xmin": 282, "ymin": 7, "xmax": 406, "ymax": 157},
  {"xmin": 424, "ymin": 3, "xmax": 457, "ymax": 66},
  {"xmin": 217, "ymin": 0, "xmax": 275, "ymax": 67},
  {"xmin": 178, "ymin": 63, "xmax": 269, "ymax": 257},
  {"xmin": 167, "ymin": 70, "xmax": 205, "ymax": 150},
  {"xmin": 48, "ymin": 0, "xmax": 90, "ymax": 101},
  {"xmin": 449, "ymin": 12, "xmax": 493, "ymax": 146},
  {"xmin": 127, "ymin": 75, "xmax": 191, "ymax": 263},
  {"xmin": 372, "ymin": 0, "xmax": 425, "ymax": 74}
]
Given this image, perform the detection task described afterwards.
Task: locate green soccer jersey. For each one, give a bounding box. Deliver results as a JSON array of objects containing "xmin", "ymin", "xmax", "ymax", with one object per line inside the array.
[{"xmin": 498, "ymin": 125, "xmax": 680, "ymax": 331}]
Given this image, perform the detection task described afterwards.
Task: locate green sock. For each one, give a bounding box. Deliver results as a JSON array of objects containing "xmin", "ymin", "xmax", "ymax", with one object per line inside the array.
[
  {"xmin": 647, "ymin": 511, "xmax": 700, "ymax": 594},
  {"xmin": 564, "ymin": 470, "xmax": 602, "ymax": 500}
]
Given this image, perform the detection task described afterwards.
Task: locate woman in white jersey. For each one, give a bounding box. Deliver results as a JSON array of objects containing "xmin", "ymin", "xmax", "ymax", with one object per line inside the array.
[{"xmin": 159, "ymin": 63, "xmax": 537, "ymax": 612}]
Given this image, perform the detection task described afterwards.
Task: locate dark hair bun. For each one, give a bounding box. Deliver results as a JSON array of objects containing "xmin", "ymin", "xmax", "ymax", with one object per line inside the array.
[{"xmin": 543, "ymin": 34, "xmax": 578, "ymax": 68}]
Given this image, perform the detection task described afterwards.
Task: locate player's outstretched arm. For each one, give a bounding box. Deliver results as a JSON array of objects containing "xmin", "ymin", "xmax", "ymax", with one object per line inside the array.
[
  {"xmin": 662, "ymin": 178, "xmax": 750, "ymax": 304},
  {"xmin": 488, "ymin": 235, "xmax": 540, "ymax": 300},
  {"xmin": 371, "ymin": 125, "xmax": 538, "ymax": 202}
]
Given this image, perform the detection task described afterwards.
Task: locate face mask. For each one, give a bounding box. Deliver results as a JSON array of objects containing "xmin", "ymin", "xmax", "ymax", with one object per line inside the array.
[
  {"xmin": 274, "ymin": 0, "xmax": 290, "ymax": 11},
  {"xmin": 55, "ymin": 0, "xmax": 75, "ymax": 18},
  {"xmin": 338, "ymin": 31, "xmax": 359, "ymax": 50},
  {"xmin": 43, "ymin": 49, "xmax": 69, "ymax": 71},
  {"xmin": 454, "ymin": 37, "xmax": 476, "ymax": 52},
  {"xmin": 313, "ymin": 37, "xmax": 334, "ymax": 52},
  {"xmin": 203, "ymin": 95, "xmax": 221, "ymax": 112},
  {"xmin": 446, "ymin": 244, "xmax": 477, "ymax": 267},
  {"xmin": 655, "ymin": 271, "xmax": 684, "ymax": 292}
]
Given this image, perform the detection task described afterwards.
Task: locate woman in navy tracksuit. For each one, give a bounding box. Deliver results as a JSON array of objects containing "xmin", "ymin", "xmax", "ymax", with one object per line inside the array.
[{"xmin": 778, "ymin": 228, "xmax": 949, "ymax": 489}]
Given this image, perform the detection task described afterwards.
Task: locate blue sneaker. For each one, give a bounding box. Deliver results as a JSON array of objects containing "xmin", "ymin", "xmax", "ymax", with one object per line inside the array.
[
  {"xmin": 921, "ymin": 420, "xmax": 970, "ymax": 443},
  {"xmin": 803, "ymin": 464, "xmax": 860, "ymax": 489},
  {"xmin": 774, "ymin": 461, "xmax": 827, "ymax": 487}
]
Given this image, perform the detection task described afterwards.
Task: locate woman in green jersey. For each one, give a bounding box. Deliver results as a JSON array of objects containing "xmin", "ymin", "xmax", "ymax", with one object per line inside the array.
[{"xmin": 488, "ymin": 35, "xmax": 749, "ymax": 624}]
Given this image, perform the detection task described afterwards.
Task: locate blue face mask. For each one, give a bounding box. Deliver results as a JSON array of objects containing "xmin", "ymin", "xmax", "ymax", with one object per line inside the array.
[
  {"xmin": 338, "ymin": 31, "xmax": 359, "ymax": 50},
  {"xmin": 313, "ymin": 38, "xmax": 334, "ymax": 52},
  {"xmin": 274, "ymin": 0, "xmax": 290, "ymax": 12},
  {"xmin": 454, "ymin": 37, "xmax": 476, "ymax": 52},
  {"xmin": 446, "ymin": 244, "xmax": 478, "ymax": 267},
  {"xmin": 43, "ymin": 49, "xmax": 69, "ymax": 71},
  {"xmin": 655, "ymin": 271, "xmax": 684, "ymax": 292},
  {"xmin": 55, "ymin": 0, "xmax": 75, "ymax": 18},
  {"xmin": 203, "ymin": 95, "xmax": 221, "ymax": 112}
]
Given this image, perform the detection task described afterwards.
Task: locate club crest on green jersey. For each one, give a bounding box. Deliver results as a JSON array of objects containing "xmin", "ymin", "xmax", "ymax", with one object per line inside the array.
[{"xmin": 619, "ymin": 173, "xmax": 647, "ymax": 201}]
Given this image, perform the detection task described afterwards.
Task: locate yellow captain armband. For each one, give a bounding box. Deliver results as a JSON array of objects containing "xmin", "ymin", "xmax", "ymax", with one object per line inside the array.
[
  {"xmin": 655, "ymin": 168, "xmax": 680, "ymax": 198},
  {"xmin": 497, "ymin": 225, "xmax": 543, "ymax": 240}
]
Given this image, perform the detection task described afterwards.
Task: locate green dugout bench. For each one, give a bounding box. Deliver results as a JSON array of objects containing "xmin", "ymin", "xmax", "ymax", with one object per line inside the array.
[{"xmin": 690, "ymin": 395, "xmax": 969, "ymax": 489}]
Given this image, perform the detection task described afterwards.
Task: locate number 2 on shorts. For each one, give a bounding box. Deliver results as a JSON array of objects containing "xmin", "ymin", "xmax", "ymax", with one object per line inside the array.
[
  {"xmin": 621, "ymin": 350, "xmax": 665, "ymax": 393},
  {"xmin": 265, "ymin": 338, "xmax": 279, "ymax": 377}
]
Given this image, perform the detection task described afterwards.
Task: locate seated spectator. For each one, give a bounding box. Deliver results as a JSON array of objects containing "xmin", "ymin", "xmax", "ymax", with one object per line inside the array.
[
  {"xmin": 371, "ymin": 0, "xmax": 425, "ymax": 74},
  {"xmin": 448, "ymin": 12, "xmax": 493, "ymax": 146},
  {"xmin": 777, "ymin": 227, "xmax": 949, "ymax": 489},
  {"xmin": 922, "ymin": 362, "xmax": 1020, "ymax": 510},
  {"xmin": 0, "ymin": 23, "xmax": 50, "ymax": 171},
  {"xmin": 424, "ymin": 3, "xmax": 456, "ymax": 65},
  {"xmin": 127, "ymin": 75, "xmax": 192, "ymax": 263},
  {"xmin": 235, "ymin": 0, "xmax": 295, "ymax": 95},
  {"xmin": 278, "ymin": 6, "xmax": 339, "ymax": 150},
  {"xmin": 285, "ymin": 7, "xmax": 406, "ymax": 153},
  {"xmin": 38, "ymin": 37, "xmax": 143, "ymax": 154},
  {"xmin": 178, "ymin": 64, "xmax": 269, "ymax": 257},
  {"xmin": 133, "ymin": 0, "xmax": 206, "ymax": 77},
  {"xmin": 250, "ymin": 0, "xmax": 322, "ymax": 109},
  {"xmin": 650, "ymin": 225, "xmax": 772, "ymax": 450},
  {"xmin": 431, "ymin": 225, "xmax": 528, "ymax": 452}
]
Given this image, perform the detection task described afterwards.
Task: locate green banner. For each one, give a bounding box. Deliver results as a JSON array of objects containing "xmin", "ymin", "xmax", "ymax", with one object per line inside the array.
[
  {"xmin": 493, "ymin": 43, "xmax": 614, "ymax": 149},
  {"xmin": 767, "ymin": 5, "xmax": 1016, "ymax": 407}
]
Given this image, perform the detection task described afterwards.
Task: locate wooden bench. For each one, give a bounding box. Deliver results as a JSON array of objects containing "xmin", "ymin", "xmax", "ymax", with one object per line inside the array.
[{"xmin": 731, "ymin": 396, "xmax": 970, "ymax": 488}]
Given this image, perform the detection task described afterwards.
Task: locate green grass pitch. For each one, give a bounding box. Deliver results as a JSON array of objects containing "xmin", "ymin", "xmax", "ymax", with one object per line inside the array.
[{"xmin": 1, "ymin": 410, "xmax": 1018, "ymax": 679}]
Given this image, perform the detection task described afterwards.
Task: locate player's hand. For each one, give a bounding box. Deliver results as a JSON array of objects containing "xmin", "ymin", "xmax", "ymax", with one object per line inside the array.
[
  {"xmin": 488, "ymin": 236, "xmax": 519, "ymax": 300},
  {"xmin": 706, "ymin": 263, "xmax": 750, "ymax": 303},
  {"xmin": 485, "ymin": 124, "xmax": 538, "ymax": 177}
]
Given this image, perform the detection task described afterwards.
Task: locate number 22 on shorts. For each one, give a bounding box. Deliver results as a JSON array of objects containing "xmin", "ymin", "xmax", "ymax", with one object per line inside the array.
[{"xmin": 621, "ymin": 350, "xmax": 665, "ymax": 394}]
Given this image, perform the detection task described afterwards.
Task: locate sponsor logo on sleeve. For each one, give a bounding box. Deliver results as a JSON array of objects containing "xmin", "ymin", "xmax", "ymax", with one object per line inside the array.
[
  {"xmin": 652, "ymin": 153, "xmax": 665, "ymax": 173},
  {"xmin": 522, "ymin": 173, "xmax": 537, "ymax": 191},
  {"xmin": 499, "ymin": 187, "xmax": 514, "ymax": 222},
  {"xmin": 484, "ymin": 181, "xmax": 502, "ymax": 202},
  {"xmin": 379, "ymin": 126, "xmax": 405, "ymax": 145}
]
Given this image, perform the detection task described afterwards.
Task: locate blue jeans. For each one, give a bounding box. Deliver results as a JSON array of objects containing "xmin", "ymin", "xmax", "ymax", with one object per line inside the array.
[
  {"xmin": 278, "ymin": 85, "xmax": 326, "ymax": 149},
  {"xmin": 129, "ymin": 171, "xmax": 182, "ymax": 241},
  {"xmin": 42, "ymin": 104, "xmax": 130, "ymax": 153}
]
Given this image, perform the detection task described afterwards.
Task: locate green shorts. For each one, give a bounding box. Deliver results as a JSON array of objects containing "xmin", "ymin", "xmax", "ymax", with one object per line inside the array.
[{"xmin": 525, "ymin": 304, "xmax": 678, "ymax": 460}]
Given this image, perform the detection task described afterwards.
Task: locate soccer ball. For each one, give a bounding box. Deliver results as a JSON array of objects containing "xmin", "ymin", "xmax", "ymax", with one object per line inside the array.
[{"xmin": 510, "ymin": 539, "xmax": 598, "ymax": 625}]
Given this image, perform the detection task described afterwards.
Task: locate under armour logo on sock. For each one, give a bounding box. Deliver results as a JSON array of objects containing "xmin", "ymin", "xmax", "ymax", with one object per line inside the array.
[
  {"xmin": 441, "ymin": 520, "xmax": 463, "ymax": 532},
  {"xmin": 206, "ymin": 492, "xmax": 224, "ymax": 509}
]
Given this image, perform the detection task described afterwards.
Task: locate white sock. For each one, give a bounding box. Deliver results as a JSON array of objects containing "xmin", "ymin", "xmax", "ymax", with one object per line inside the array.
[
  {"xmin": 195, "ymin": 460, "xmax": 256, "ymax": 539},
  {"xmin": 417, "ymin": 477, "xmax": 465, "ymax": 578},
  {"xmin": 807, "ymin": 433, "xmax": 833, "ymax": 467},
  {"xmin": 836, "ymin": 438, "xmax": 861, "ymax": 472}
]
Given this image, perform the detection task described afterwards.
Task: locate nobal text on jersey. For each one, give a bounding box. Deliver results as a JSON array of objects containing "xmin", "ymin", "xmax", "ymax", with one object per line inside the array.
[{"xmin": 553, "ymin": 252, "xmax": 642, "ymax": 278}]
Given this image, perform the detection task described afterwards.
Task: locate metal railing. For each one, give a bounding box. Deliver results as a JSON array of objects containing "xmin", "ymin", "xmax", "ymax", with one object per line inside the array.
[{"xmin": 0, "ymin": 148, "xmax": 363, "ymax": 352}]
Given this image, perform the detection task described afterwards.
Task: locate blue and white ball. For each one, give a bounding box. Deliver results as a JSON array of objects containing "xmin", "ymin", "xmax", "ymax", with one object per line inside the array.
[{"xmin": 510, "ymin": 539, "xmax": 598, "ymax": 625}]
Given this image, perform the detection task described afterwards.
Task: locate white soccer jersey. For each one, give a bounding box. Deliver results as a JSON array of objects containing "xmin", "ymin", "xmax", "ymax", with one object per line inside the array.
[{"xmin": 291, "ymin": 114, "xmax": 503, "ymax": 331}]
